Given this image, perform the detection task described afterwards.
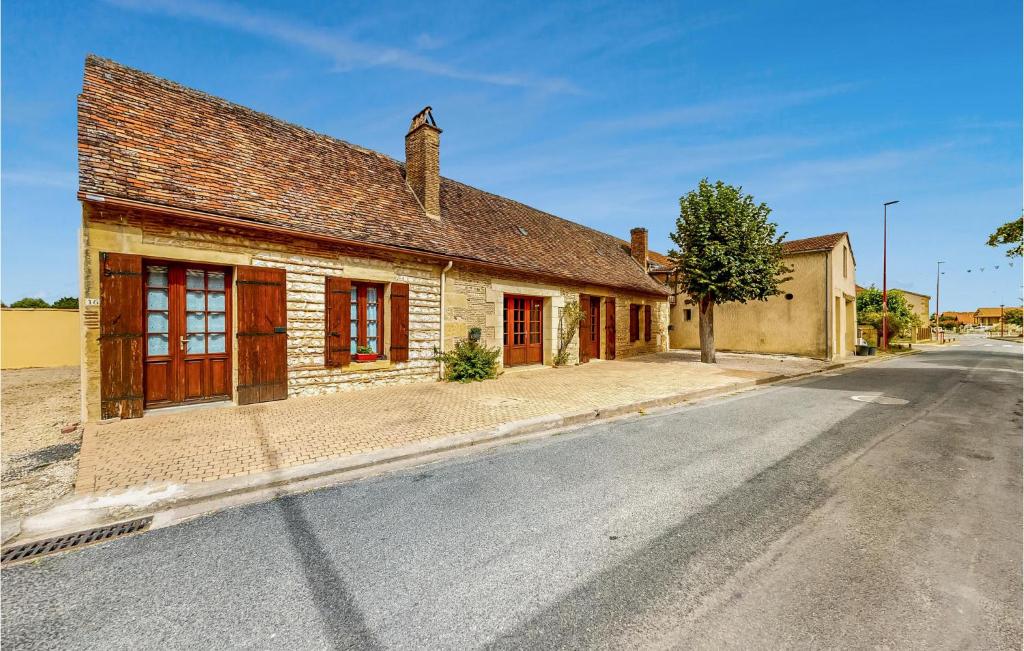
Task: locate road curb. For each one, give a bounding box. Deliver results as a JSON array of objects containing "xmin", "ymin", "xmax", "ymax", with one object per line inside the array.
[{"xmin": 7, "ymin": 353, "xmax": 909, "ymax": 549}]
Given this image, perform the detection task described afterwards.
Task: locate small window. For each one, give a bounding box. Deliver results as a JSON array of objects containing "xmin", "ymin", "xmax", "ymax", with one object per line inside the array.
[
  {"xmin": 785, "ymin": 293, "xmax": 794, "ymax": 300},
  {"xmin": 684, "ymin": 308, "xmax": 692, "ymax": 321},
  {"xmin": 350, "ymin": 282, "xmax": 384, "ymax": 355},
  {"xmin": 843, "ymin": 246, "xmax": 848, "ymax": 278}
]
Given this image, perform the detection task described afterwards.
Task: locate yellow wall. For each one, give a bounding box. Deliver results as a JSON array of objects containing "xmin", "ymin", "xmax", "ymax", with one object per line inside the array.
[
  {"xmin": 669, "ymin": 235, "xmax": 857, "ymax": 360},
  {"xmin": 1, "ymin": 309, "xmax": 80, "ymax": 369}
]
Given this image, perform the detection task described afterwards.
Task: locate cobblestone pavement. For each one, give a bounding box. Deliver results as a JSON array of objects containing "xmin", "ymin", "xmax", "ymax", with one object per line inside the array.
[{"xmin": 76, "ymin": 352, "xmax": 827, "ymax": 493}]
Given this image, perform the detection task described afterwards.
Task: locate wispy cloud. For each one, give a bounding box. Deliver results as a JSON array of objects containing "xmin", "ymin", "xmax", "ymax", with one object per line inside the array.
[
  {"xmin": 2, "ymin": 170, "xmax": 76, "ymax": 189},
  {"xmin": 105, "ymin": 0, "xmax": 580, "ymax": 94},
  {"xmin": 595, "ymin": 83, "xmax": 860, "ymax": 132}
]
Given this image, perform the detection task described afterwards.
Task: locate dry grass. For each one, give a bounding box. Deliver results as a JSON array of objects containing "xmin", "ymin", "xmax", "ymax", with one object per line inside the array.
[{"xmin": 2, "ymin": 366, "xmax": 81, "ymax": 520}]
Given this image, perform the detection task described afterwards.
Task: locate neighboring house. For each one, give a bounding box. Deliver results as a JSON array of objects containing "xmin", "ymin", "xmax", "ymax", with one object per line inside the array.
[
  {"xmin": 663, "ymin": 232, "xmax": 857, "ymax": 360},
  {"xmin": 77, "ymin": 56, "xmax": 669, "ymax": 422},
  {"xmin": 942, "ymin": 311, "xmax": 978, "ymax": 327},
  {"xmin": 974, "ymin": 307, "xmax": 1006, "ymax": 326},
  {"xmin": 895, "ymin": 288, "xmax": 931, "ymax": 342}
]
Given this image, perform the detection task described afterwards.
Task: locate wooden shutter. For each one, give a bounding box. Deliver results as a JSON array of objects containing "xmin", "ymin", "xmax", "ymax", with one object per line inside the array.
[
  {"xmin": 325, "ymin": 276, "xmax": 351, "ymax": 367},
  {"xmin": 390, "ymin": 282, "xmax": 410, "ymax": 362},
  {"xmin": 605, "ymin": 297, "xmax": 616, "ymax": 359},
  {"xmin": 629, "ymin": 305, "xmax": 640, "ymax": 342},
  {"xmin": 236, "ymin": 266, "xmax": 288, "ymax": 405},
  {"xmin": 644, "ymin": 305, "xmax": 652, "ymax": 342},
  {"xmin": 578, "ymin": 294, "xmax": 590, "ymax": 363},
  {"xmin": 99, "ymin": 252, "xmax": 144, "ymax": 419}
]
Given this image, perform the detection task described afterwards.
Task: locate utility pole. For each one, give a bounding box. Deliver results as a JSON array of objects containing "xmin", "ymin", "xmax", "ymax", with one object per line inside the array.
[
  {"xmin": 935, "ymin": 261, "xmax": 944, "ymax": 343},
  {"xmin": 882, "ymin": 200, "xmax": 899, "ymax": 350},
  {"xmin": 1001, "ymin": 304, "xmax": 1005, "ymax": 337}
]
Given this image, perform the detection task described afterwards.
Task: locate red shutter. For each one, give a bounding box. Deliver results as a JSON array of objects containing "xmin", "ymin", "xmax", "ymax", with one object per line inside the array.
[
  {"xmin": 236, "ymin": 266, "xmax": 288, "ymax": 405},
  {"xmin": 578, "ymin": 294, "xmax": 590, "ymax": 363},
  {"xmin": 644, "ymin": 304, "xmax": 652, "ymax": 342},
  {"xmin": 99, "ymin": 252, "xmax": 144, "ymax": 419},
  {"xmin": 605, "ymin": 297, "xmax": 616, "ymax": 359},
  {"xmin": 325, "ymin": 276, "xmax": 351, "ymax": 367},
  {"xmin": 390, "ymin": 282, "xmax": 410, "ymax": 362},
  {"xmin": 629, "ymin": 305, "xmax": 640, "ymax": 342}
]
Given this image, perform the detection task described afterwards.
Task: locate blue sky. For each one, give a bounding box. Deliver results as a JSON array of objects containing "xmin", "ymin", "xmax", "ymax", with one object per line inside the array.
[{"xmin": 2, "ymin": 0, "xmax": 1021, "ymax": 310}]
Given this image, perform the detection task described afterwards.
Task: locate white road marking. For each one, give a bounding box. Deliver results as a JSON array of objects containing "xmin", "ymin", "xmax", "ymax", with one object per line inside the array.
[{"xmin": 851, "ymin": 395, "xmax": 910, "ymax": 405}]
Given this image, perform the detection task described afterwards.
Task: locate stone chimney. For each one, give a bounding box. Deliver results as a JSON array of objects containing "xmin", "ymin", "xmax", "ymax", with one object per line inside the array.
[
  {"xmin": 630, "ymin": 227, "xmax": 648, "ymax": 269},
  {"xmin": 405, "ymin": 106, "xmax": 442, "ymax": 218}
]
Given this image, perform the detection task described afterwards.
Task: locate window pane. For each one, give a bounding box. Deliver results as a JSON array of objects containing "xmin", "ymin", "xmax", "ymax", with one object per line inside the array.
[
  {"xmin": 350, "ymin": 288, "xmax": 358, "ymax": 319},
  {"xmin": 208, "ymin": 312, "xmax": 226, "ymax": 333},
  {"xmin": 367, "ymin": 287, "xmax": 377, "ymax": 302},
  {"xmin": 186, "ymin": 311, "xmax": 206, "ymax": 333},
  {"xmin": 147, "ymin": 334, "xmax": 169, "ymax": 356},
  {"xmin": 207, "ymin": 333, "xmax": 226, "ymax": 353},
  {"xmin": 367, "ymin": 301, "xmax": 377, "ymax": 320},
  {"xmin": 187, "ymin": 333, "xmax": 205, "ymax": 354},
  {"xmin": 207, "ymin": 272, "xmax": 225, "ymax": 291},
  {"xmin": 147, "ymin": 288, "xmax": 168, "ymax": 310},
  {"xmin": 208, "ymin": 292, "xmax": 225, "ymax": 311},
  {"xmin": 186, "ymin": 269, "xmax": 205, "ymax": 289},
  {"xmin": 147, "ymin": 311, "xmax": 168, "ymax": 333},
  {"xmin": 186, "ymin": 290, "xmax": 205, "ymax": 311},
  {"xmin": 367, "ymin": 320, "xmax": 377, "ymax": 337},
  {"xmin": 147, "ymin": 266, "xmax": 168, "ymax": 287},
  {"xmin": 367, "ymin": 337, "xmax": 377, "ymax": 352},
  {"xmin": 350, "ymin": 338, "xmax": 357, "ymax": 354}
]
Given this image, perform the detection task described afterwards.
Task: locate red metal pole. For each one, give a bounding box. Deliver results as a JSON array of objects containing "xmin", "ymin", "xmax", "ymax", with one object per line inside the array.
[{"xmin": 1001, "ymin": 304, "xmax": 1005, "ymax": 337}]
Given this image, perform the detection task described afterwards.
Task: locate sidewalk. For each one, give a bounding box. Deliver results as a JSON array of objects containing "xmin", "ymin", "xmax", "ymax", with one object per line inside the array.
[
  {"xmin": 10, "ymin": 350, "xmax": 880, "ymax": 543},
  {"xmin": 78, "ymin": 352, "xmax": 821, "ymax": 494}
]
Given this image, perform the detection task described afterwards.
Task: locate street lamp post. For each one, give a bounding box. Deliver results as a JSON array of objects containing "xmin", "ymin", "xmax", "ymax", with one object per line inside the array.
[
  {"xmin": 1001, "ymin": 304, "xmax": 1005, "ymax": 337},
  {"xmin": 935, "ymin": 261, "xmax": 944, "ymax": 342},
  {"xmin": 882, "ymin": 200, "xmax": 899, "ymax": 350}
]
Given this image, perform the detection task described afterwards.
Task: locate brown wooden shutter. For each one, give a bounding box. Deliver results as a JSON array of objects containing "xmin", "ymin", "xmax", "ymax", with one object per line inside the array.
[
  {"xmin": 644, "ymin": 304, "xmax": 652, "ymax": 342},
  {"xmin": 390, "ymin": 282, "xmax": 410, "ymax": 362},
  {"xmin": 578, "ymin": 294, "xmax": 590, "ymax": 363},
  {"xmin": 236, "ymin": 266, "xmax": 288, "ymax": 405},
  {"xmin": 99, "ymin": 252, "xmax": 144, "ymax": 419},
  {"xmin": 629, "ymin": 304, "xmax": 640, "ymax": 342},
  {"xmin": 605, "ymin": 297, "xmax": 616, "ymax": 359},
  {"xmin": 325, "ymin": 276, "xmax": 351, "ymax": 367}
]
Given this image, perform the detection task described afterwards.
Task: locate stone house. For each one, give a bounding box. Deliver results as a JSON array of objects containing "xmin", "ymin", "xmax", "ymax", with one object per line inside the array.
[
  {"xmin": 974, "ymin": 307, "xmax": 1007, "ymax": 327},
  {"xmin": 662, "ymin": 232, "xmax": 857, "ymax": 360},
  {"xmin": 77, "ymin": 56, "xmax": 669, "ymax": 422}
]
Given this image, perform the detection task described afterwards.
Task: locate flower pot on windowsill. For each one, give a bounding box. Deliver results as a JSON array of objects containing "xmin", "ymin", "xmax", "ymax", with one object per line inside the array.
[{"xmin": 353, "ymin": 353, "xmax": 379, "ymax": 362}]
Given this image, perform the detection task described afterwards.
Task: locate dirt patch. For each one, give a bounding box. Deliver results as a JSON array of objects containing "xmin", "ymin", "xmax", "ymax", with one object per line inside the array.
[{"xmin": 2, "ymin": 366, "xmax": 81, "ymax": 521}]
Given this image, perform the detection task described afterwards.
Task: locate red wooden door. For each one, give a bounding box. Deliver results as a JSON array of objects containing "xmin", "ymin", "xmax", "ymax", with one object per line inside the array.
[
  {"xmin": 503, "ymin": 295, "xmax": 543, "ymax": 366},
  {"xmin": 588, "ymin": 297, "xmax": 601, "ymax": 359},
  {"xmin": 143, "ymin": 263, "xmax": 232, "ymax": 408},
  {"xmin": 605, "ymin": 297, "xmax": 616, "ymax": 359},
  {"xmin": 236, "ymin": 266, "xmax": 288, "ymax": 405},
  {"xmin": 100, "ymin": 253, "xmax": 145, "ymax": 419}
]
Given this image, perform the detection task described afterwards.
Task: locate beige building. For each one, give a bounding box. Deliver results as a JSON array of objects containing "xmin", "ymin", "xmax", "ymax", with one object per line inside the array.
[
  {"xmin": 664, "ymin": 232, "xmax": 857, "ymax": 360},
  {"xmin": 896, "ymin": 289, "xmax": 931, "ymax": 341},
  {"xmin": 77, "ymin": 57, "xmax": 668, "ymax": 423}
]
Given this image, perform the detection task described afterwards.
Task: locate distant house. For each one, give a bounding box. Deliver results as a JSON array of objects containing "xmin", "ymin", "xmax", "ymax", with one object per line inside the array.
[
  {"xmin": 662, "ymin": 232, "xmax": 857, "ymax": 360},
  {"xmin": 942, "ymin": 311, "xmax": 978, "ymax": 327},
  {"xmin": 975, "ymin": 307, "xmax": 1006, "ymax": 326},
  {"xmin": 77, "ymin": 56, "xmax": 669, "ymax": 421}
]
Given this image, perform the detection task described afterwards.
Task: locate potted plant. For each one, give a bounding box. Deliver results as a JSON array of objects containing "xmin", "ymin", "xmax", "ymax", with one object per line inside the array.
[{"xmin": 353, "ymin": 345, "xmax": 378, "ymax": 362}]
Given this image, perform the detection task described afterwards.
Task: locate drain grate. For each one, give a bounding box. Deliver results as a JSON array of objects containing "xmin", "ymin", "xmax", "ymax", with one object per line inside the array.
[{"xmin": 1, "ymin": 517, "xmax": 152, "ymax": 565}]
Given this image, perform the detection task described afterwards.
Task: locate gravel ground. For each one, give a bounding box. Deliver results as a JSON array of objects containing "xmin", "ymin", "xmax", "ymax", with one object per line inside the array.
[{"xmin": 1, "ymin": 366, "xmax": 82, "ymax": 521}]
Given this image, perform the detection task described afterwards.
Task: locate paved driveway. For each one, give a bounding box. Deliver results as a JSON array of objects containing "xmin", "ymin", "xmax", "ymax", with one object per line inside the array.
[
  {"xmin": 4, "ymin": 342, "xmax": 1020, "ymax": 648},
  {"xmin": 78, "ymin": 352, "xmax": 821, "ymax": 493}
]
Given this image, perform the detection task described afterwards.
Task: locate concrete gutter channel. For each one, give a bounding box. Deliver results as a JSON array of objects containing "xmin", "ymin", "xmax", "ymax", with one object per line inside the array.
[{"xmin": 2, "ymin": 350, "xmax": 917, "ymax": 554}]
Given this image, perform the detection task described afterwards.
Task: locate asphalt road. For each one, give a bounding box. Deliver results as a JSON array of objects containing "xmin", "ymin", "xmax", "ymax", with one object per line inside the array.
[{"xmin": 4, "ymin": 338, "xmax": 1021, "ymax": 649}]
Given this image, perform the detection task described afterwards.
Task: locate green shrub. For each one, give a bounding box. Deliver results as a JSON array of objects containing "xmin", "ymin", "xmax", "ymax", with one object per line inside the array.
[
  {"xmin": 51, "ymin": 296, "xmax": 79, "ymax": 309},
  {"xmin": 9, "ymin": 297, "xmax": 49, "ymax": 308},
  {"xmin": 434, "ymin": 339, "xmax": 500, "ymax": 382}
]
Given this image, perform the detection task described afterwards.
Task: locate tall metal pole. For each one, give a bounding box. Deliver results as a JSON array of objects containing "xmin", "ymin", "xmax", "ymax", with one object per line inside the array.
[
  {"xmin": 1001, "ymin": 304, "xmax": 1005, "ymax": 337},
  {"xmin": 935, "ymin": 261, "xmax": 944, "ymax": 342},
  {"xmin": 882, "ymin": 200, "xmax": 899, "ymax": 350}
]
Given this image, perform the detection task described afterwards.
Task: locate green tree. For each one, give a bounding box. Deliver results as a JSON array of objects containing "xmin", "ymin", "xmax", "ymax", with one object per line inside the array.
[
  {"xmin": 856, "ymin": 286, "xmax": 921, "ymax": 340},
  {"xmin": 987, "ymin": 216, "xmax": 1023, "ymax": 257},
  {"xmin": 51, "ymin": 296, "xmax": 79, "ymax": 309},
  {"xmin": 669, "ymin": 179, "xmax": 791, "ymax": 363},
  {"xmin": 9, "ymin": 297, "xmax": 49, "ymax": 308},
  {"xmin": 1004, "ymin": 307, "xmax": 1022, "ymax": 327}
]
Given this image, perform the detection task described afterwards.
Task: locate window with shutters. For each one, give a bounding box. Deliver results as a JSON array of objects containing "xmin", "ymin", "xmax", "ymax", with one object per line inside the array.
[
  {"xmin": 629, "ymin": 304, "xmax": 640, "ymax": 342},
  {"xmin": 644, "ymin": 304, "xmax": 652, "ymax": 342},
  {"xmin": 349, "ymin": 282, "xmax": 384, "ymax": 355}
]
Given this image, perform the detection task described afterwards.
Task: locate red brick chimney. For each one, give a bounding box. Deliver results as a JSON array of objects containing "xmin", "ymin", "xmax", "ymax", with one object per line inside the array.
[
  {"xmin": 630, "ymin": 227, "xmax": 648, "ymax": 269},
  {"xmin": 405, "ymin": 106, "xmax": 442, "ymax": 218}
]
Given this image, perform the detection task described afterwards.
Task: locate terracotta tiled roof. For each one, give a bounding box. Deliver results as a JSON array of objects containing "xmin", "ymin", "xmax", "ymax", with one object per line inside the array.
[
  {"xmin": 646, "ymin": 250, "xmax": 676, "ymax": 271},
  {"xmin": 78, "ymin": 56, "xmax": 667, "ymax": 296},
  {"xmin": 975, "ymin": 307, "xmax": 1007, "ymax": 317},
  {"xmin": 780, "ymin": 232, "xmax": 851, "ymax": 259}
]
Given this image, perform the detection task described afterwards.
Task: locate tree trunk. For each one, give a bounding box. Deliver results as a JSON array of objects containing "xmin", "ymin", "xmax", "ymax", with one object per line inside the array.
[{"xmin": 699, "ymin": 295, "xmax": 716, "ymax": 363}]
